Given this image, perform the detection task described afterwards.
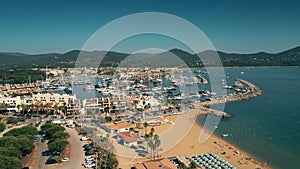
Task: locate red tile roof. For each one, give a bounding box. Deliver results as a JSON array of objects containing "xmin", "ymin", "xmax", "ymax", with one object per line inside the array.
[
  {"xmin": 134, "ymin": 158, "xmax": 177, "ymax": 169},
  {"xmin": 123, "ymin": 136, "xmax": 139, "ymax": 143}
]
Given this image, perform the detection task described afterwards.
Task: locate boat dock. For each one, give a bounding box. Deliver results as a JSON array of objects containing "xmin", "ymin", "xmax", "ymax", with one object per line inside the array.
[{"xmin": 201, "ymin": 79, "xmax": 262, "ymax": 107}]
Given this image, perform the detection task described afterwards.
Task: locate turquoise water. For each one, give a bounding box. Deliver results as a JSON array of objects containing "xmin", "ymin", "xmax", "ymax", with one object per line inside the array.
[
  {"xmin": 197, "ymin": 67, "xmax": 300, "ymax": 169},
  {"xmin": 68, "ymin": 67, "xmax": 300, "ymax": 168}
]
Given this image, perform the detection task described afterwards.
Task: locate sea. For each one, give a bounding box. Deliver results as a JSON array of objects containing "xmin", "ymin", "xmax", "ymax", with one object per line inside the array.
[
  {"xmin": 68, "ymin": 67, "xmax": 300, "ymax": 169},
  {"xmin": 197, "ymin": 67, "xmax": 300, "ymax": 169}
]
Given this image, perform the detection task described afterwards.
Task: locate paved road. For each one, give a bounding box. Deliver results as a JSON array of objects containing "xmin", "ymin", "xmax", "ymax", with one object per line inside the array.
[{"xmin": 38, "ymin": 127, "xmax": 86, "ymax": 169}]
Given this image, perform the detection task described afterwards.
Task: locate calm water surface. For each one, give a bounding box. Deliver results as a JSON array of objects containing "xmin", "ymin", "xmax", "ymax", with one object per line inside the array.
[{"xmin": 198, "ymin": 67, "xmax": 300, "ymax": 169}]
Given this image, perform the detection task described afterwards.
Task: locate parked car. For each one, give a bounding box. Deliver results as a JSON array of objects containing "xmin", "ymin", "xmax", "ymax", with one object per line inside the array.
[
  {"xmin": 86, "ymin": 159, "xmax": 95, "ymax": 164},
  {"xmin": 84, "ymin": 163, "xmax": 96, "ymax": 168},
  {"xmin": 45, "ymin": 157, "xmax": 56, "ymax": 165},
  {"xmin": 84, "ymin": 145, "xmax": 92, "ymax": 151},
  {"xmin": 61, "ymin": 157, "xmax": 69, "ymax": 162},
  {"xmin": 42, "ymin": 150, "xmax": 53, "ymax": 156},
  {"xmin": 85, "ymin": 156, "xmax": 95, "ymax": 161},
  {"xmin": 38, "ymin": 130, "xmax": 45, "ymax": 135},
  {"xmin": 85, "ymin": 150, "xmax": 96, "ymax": 156},
  {"xmin": 80, "ymin": 136, "xmax": 88, "ymax": 141},
  {"xmin": 84, "ymin": 147, "xmax": 92, "ymax": 152},
  {"xmin": 83, "ymin": 144, "xmax": 92, "ymax": 149},
  {"xmin": 52, "ymin": 151, "xmax": 61, "ymax": 156}
]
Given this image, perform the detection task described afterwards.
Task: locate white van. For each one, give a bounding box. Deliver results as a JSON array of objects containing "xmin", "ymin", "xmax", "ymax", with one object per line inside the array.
[{"xmin": 80, "ymin": 136, "xmax": 88, "ymax": 141}]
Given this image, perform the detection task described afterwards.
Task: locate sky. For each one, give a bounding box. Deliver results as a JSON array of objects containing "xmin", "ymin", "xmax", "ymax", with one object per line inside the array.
[{"xmin": 0, "ymin": 0, "xmax": 300, "ymax": 54}]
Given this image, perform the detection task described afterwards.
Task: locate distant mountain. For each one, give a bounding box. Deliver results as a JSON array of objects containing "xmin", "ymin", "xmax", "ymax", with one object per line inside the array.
[{"xmin": 1, "ymin": 46, "xmax": 300, "ymax": 68}]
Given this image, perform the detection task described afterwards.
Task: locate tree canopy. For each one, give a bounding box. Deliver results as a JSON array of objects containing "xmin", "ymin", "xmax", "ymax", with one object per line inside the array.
[
  {"xmin": 3, "ymin": 125, "xmax": 37, "ymax": 138},
  {"xmin": 48, "ymin": 139, "xmax": 68, "ymax": 152},
  {"xmin": 0, "ymin": 135, "xmax": 34, "ymax": 156},
  {"xmin": 52, "ymin": 131, "xmax": 70, "ymax": 139},
  {"xmin": 46, "ymin": 125, "xmax": 65, "ymax": 138},
  {"xmin": 0, "ymin": 156, "xmax": 22, "ymax": 169},
  {"xmin": 0, "ymin": 122, "xmax": 5, "ymax": 132},
  {"xmin": 0, "ymin": 147, "xmax": 22, "ymax": 159}
]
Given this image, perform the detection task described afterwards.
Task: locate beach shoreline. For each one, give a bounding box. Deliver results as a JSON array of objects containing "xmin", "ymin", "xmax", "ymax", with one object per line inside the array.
[
  {"xmin": 116, "ymin": 79, "xmax": 271, "ymax": 169},
  {"xmin": 195, "ymin": 116, "xmax": 272, "ymax": 169},
  {"xmin": 117, "ymin": 113, "xmax": 271, "ymax": 169}
]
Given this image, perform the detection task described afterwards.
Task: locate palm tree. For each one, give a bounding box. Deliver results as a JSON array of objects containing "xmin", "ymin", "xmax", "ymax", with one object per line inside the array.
[
  {"xmin": 58, "ymin": 105, "xmax": 64, "ymax": 116},
  {"xmin": 33, "ymin": 104, "xmax": 38, "ymax": 115},
  {"xmin": 135, "ymin": 117, "xmax": 142, "ymax": 129},
  {"xmin": 0, "ymin": 103, "xmax": 8, "ymax": 111},
  {"xmin": 28, "ymin": 104, "xmax": 33, "ymax": 114},
  {"xmin": 38, "ymin": 103, "xmax": 43, "ymax": 115},
  {"xmin": 148, "ymin": 139, "xmax": 156, "ymax": 160},
  {"xmin": 44, "ymin": 103, "xmax": 51, "ymax": 115},
  {"xmin": 16, "ymin": 104, "xmax": 21, "ymax": 113},
  {"xmin": 150, "ymin": 127, "xmax": 155, "ymax": 137},
  {"xmin": 132, "ymin": 99, "xmax": 139, "ymax": 111},
  {"xmin": 154, "ymin": 134, "xmax": 161, "ymax": 158},
  {"xmin": 143, "ymin": 122, "xmax": 148, "ymax": 136},
  {"xmin": 146, "ymin": 103, "xmax": 151, "ymax": 109},
  {"xmin": 107, "ymin": 152, "xmax": 118, "ymax": 169},
  {"xmin": 20, "ymin": 103, "xmax": 26, "ymax": 114},
  {"xmin": 53, "ymin": 104, "xmax": 59, "ymax": 115},
  {"xmin": 144, "ymin": 134, "xmax": 150, "ymax": 153}
]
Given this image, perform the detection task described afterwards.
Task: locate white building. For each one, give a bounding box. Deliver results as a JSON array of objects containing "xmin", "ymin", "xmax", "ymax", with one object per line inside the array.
[
  {"xmin": 117, "ymin": 132, "xmax": 139, "ymax": 147},
  {"xmin": 32, "ymin": 93, "xmax": 76, "ymax": 103},
  {"xmin": 0, "ymin": 96, "xmax": 22, "ymax": 112}
]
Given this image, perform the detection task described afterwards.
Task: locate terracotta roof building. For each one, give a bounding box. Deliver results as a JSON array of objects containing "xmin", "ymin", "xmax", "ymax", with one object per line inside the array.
[{"xmin": 134, "ymin": 158, "xmax": 177, "ymax": 169}]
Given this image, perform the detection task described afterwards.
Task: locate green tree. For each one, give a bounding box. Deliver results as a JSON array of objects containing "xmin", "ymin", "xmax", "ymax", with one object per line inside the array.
[
  {"xmin": 154, "ymin": 134, "xmax": 161, "ymax": 158},
  {"xmin": 0, "ymin": 155, "xmax": 22, "ymax": 169},
  {"xmin": 132, "ymin": 100, "xmax": 139, "ymax": 113},
  {"xmin": 149, "ymin": 127, "xmax": 155, "ymax": 137},
  {"xmin": 6, "ymin": 117, "xmax": 25, "ymax": 125},
  {"xmin": 143, "ymin": 122, "xmax": 148, "ymax": 136},
  {"xmin": 48, "ymin": 139, "xmax": 68, "ymax": 152},
  {"xmin": 144, "ymin": 134, "xmax": 150, "ymax": 153},
  {"xmin": 41, "ymin": 122, "xmax": 53, "ymax": 131},
  {"xmin": 0, "ymin": 122, "xmax": 5, "ymax": 132},
  {"xmin": 0, "ymin": 136, "xmax": 34, "ymax": 156},
  {"xmin": 4, "ymin": 125, "xmax": 37, "ymax": 138},
  {"xmin": 46, "ymin": 125, "xmax": 65, "ymax": 137},
  {"xmin": 53, "ymin": 131, "xmax": 70, "ymax": 139},
  {"xmin": 0, "ymin": 103, "xmax": 8, "ymax": 111},
  {"xmin": 0, "ymin": 147, "xmax": 22, "ymax": 159},
  {"xmin": 106, "ymin": 152, "xmax": 119, "ymax": 169},
  {"xmin": 104, "ymin": 116, "xmax": 112, "ymax": 122}
]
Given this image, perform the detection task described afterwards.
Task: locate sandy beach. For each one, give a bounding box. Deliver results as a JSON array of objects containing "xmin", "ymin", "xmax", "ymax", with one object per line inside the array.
[{"xmin": 117, "ymin": 113, "xmax": 271, "ymax": 169}]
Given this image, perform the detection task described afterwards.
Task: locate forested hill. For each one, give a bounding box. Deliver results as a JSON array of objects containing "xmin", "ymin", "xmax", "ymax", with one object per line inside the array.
[{"xmin": 1, "ymin": 46, "xmax": 300, "ymax": 68}]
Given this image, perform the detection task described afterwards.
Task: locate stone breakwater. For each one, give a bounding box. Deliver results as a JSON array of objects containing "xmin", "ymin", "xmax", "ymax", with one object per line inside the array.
[
  {"xmin": 198, "ymin": 79, "xmax": 262, "ymax": 117},
  {"xmin": 198, "ymin": 106, "xmax": 231, "ymax": 118}
]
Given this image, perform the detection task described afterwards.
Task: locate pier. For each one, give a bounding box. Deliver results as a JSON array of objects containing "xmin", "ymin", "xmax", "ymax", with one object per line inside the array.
[
  {"xmin": 198, "ymin": 106, "xmax": 231, "ymax": 118},
  {"xmin": 198, "ymin": 79, "xmax": 262, "ymax": 117},
  {"xmin": 201, "ymin": 79, "xmax": 262, "ymax": 107}
]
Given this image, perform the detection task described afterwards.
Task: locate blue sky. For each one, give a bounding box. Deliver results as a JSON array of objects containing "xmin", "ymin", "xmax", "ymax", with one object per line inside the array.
[{"xmin": 0, "ymin": 0, "xmax": 300, "ymax": 54}]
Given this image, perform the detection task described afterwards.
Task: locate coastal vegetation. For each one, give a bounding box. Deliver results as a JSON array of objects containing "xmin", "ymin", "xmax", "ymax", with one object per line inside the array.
[
  {"xmin": 0, "ymin": 125, "xmax": 37, "ymax": 169},
  {"xmin": 6, "ymin": 117, "xmax": 26, "ymax": 125},
  {"xmin": 144, "ymin": 127, "xmax": 161, "ymax": 160},
  {"xmin": 0, "ymin": 122, "xmax": 5, "ymax": 132},
  {"xmin": 0, "ymin": 68, "xmax": 44, "ymax": 84},
  {"xmin": 0, "ymin": 46, "xmax": 300, "ymax": 71},
  {"xmin": 41, "ymin": 121, "xmax": 69, "ymax": 153}
]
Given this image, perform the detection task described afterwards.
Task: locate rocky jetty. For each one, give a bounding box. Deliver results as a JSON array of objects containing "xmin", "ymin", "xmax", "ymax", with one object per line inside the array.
[{"xmin": 199, "ymin": 79, "xmax": 262, "ymax": 118}]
